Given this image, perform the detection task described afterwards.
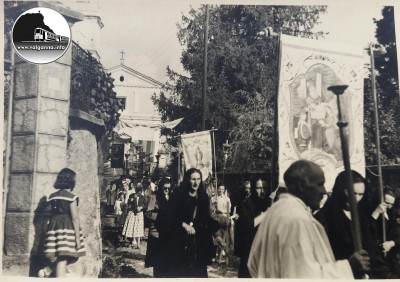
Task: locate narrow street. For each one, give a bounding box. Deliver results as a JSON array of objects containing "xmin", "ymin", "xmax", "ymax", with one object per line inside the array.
[{"xmin": 100, "ymin": 214, "xmax": 239, "ymax": 278}]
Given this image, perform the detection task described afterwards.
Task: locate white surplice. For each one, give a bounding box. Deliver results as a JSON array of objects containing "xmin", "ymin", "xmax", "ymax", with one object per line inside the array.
[{"xmin": 247, "ymin": 193, "xmax": 354, "ymax": 279}]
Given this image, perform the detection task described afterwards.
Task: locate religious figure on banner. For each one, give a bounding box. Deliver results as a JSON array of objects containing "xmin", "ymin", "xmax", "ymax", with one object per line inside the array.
[
  {"xmin": 194, "ymin": 147, "xmax": 205, "ymax": 169},
  {"xmin": 290, "ymin": 64, "xmax": 351, "ymax": 163},
  {"xmin": 278, "ymin": 34, "xmax": 365, "ymax": 192},
  {"xmin": 294, "ymin": 111, "xmax": 311, "ymax": 152},
  {"xmin": 180, "ymin": 131, "xmax": 213, "ymax": 181},
  {"xmin": 308, "ymin": 94, "xmax": 334, "ymax": 151}
]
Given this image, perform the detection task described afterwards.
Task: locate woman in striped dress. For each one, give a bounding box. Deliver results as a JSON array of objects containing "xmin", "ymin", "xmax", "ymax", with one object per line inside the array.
[
  {"xmin": 122, "ymin": 189, "xmax": 145, "ymax": 248},
  {"xmin": 39, "ymin": 168, "xmax": 86, "ymax": 277}
]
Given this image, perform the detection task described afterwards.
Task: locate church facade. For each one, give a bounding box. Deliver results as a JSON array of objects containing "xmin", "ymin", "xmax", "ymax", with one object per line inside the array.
[{"xmin": 107, "ymin": 63, "xmax": 165, "ymax": 172}]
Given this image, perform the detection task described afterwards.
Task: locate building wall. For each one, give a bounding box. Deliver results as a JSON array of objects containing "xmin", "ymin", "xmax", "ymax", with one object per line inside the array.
[
  {"xmin": 112, "ymin": 68, "xmax": 161, "ymax": 116},
  {"xmin": 55, "ymin": 0, "xmax": 103, "ymax": 60},
  {"xmin": 71, "ymin": 18, "xmax": 103, "ymax": 59}
]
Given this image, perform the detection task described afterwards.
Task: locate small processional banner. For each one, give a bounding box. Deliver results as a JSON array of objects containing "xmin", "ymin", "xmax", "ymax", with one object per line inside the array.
[
  {"xmin": 278, "ymin": 34, "xmax": 365, "ymax": 192},
  {"xmin": 181, "ymin": 131, "xmax": 213, "ymax": 181}
]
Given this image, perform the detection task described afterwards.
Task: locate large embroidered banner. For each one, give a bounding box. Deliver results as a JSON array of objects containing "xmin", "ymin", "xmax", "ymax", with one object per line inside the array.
[
  {"xmin": 181, "ymin": 131, "xmax": 213, "ymax": 181},
  {"xmin": 278, "ymin": 34, "xmax": 365, "ymax": 192}
]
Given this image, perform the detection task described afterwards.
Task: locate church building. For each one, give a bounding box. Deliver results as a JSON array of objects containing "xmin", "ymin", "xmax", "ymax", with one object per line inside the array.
[{"xmin": 107, "ymin": 61, "xmax": 164, "ymax": 173}]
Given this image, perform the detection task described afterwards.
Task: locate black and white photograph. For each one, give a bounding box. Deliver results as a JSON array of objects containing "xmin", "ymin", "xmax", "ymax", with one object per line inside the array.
[{"xmin": 2, "ymin": 0, "xmax": 400, "ymax": 279}]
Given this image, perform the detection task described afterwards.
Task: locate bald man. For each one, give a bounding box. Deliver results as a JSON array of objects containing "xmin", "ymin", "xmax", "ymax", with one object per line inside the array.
[{"xmin": 247, "ymin": 160, "xmax": 370, "ymax": 278}]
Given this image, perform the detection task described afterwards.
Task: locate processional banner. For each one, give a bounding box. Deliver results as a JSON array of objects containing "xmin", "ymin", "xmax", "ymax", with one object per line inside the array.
[
  {"xmin": 181, "ymin": 131, "xmax": 213, "ymax": 181},
  {"xmin": 278, "ymin": 34, "xmax": 365, "ymax": 192}
]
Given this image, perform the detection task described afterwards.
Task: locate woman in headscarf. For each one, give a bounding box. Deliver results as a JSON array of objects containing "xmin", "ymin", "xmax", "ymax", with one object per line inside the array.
[
  {"xmin": 315, "ymin": 170, "xmax": 397, "ymax": 279},
  {"xmin": 160, "ymin": 168, "xmax": 219, "ymax": 277},
  {"xmin": 145, "ymin": 177, "xmax": 173, "ymax": 277}
]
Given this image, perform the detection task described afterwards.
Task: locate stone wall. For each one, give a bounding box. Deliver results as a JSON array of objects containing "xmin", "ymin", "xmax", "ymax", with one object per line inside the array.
[
  {"xmin": 3, "ymin": 41, "xmax": 71, "ymax": 277},
  {"xmin": 3, "ymin": 2, "xmax": 103, "ymax": 277},
  {"xmin": 65, "ymin": 121, "xmax": 103, "ymax": 277}
]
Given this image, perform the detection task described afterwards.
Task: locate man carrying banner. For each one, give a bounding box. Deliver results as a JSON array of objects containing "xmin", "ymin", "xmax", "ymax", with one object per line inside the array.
[{"xmin": 247, "ymin": 160, "xmax": 370, "ymax": 278}]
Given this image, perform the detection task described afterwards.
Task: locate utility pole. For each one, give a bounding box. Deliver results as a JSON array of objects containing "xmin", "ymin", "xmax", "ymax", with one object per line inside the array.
[{"xmin": 201, "ymin": 4, "xmax": 209, "ymax": 131}]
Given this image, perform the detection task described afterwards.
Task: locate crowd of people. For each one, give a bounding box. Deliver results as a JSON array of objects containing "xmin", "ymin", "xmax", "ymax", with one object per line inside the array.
[
  {"xmin": 104, "ymin": 171, "xmax": 235, "ymax": 277},
  {"xmin": 248, "ymin": 160, "xmax": 400, "ymax": 279},
  {"xmin": 42, "ymin": 160, "xmax": 400, "ymax": 278},
  {"xmin": 101, "ymin": 162, "xmax": 400, "ymax": 278}
]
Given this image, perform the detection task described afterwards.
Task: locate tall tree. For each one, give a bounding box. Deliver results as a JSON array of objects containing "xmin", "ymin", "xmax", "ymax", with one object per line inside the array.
[
  {"xmin": 364, "ymin": 6, "xmax": 400, "ymax": 165},
  {"xmin": 154, "ymin": 5, "xmax": 327, "ymax": 173}
]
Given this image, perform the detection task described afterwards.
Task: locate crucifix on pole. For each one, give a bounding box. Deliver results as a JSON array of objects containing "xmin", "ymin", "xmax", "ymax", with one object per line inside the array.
[{"xmin": 120, "ymin": 50, "xmax": 125, "ymax": 65}]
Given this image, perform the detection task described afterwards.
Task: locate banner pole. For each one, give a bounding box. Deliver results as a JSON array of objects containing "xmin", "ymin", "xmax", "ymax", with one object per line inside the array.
[
  {"xmin": 211, "ymin": 127, "xmax": 218, "ymax": 190},
  {"xmin": 201, "ymin": 4, "xmax": 209, "ymax": 131},
  {"xmin": 270, "ymin": 31, "xmax": 282, "ymax": 198},
  {"xmin": 178, "ymin": 136, "xmax": 181, "ymax": 183},
  {"xmin": 370, "ymin": 46, "xmax": 386, "ymax": 246}
]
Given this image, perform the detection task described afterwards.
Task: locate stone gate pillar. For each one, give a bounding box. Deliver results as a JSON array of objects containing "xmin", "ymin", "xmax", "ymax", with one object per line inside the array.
[{"xmin": 3, "ymin": 2, "xmax": 87, "ymax": 277}]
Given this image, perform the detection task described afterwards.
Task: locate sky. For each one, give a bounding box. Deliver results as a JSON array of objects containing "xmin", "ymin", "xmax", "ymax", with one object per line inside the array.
[
  {"xmin": 96, "ymin": 0, "xmax": 386, "ymax": 83},
  {"xmin": 98, "ymin": 0, "xmax": 194, "ymax": 83}
]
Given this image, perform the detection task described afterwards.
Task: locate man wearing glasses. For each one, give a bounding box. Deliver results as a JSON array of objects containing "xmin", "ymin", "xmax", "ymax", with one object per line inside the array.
[{"xmin": 371, "ymin": 188, "xmax": 399, "ymax": 254}]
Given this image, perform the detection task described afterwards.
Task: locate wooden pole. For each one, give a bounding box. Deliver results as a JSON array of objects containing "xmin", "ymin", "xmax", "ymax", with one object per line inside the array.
[
  {"xmin": 212, "ymin": 127, "xmax": 218, "ymax": 190},
  {"xmin": 370, "ymin": 46, "xmax": 386, "ymax": 245},
  {"xmin": 201, "ymin": 4, "xmax": 209, "ymax": 131},
  {"xmin": 178, "ymin": 138, "xmax": 181, "ymax": 182},
  {"xmin": 328, "ymin": 85, "xmax": 363, "ymax": 252},
  {"xmin": 270, "ymin": 31, "xmax": 282, "ymax": 197}
]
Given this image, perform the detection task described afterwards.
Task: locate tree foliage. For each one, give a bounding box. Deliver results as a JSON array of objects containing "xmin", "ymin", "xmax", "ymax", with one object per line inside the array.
[
  {"xmin": 364, "ymin": 6, "xmax": 400, "ymax": 165},
  {"xmin": 154, "ymin": 5, "xmax": 327, "ymax": 173}
]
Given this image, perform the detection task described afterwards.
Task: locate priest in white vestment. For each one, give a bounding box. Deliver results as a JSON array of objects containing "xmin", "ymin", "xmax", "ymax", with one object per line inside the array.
[{"xmin": 247, "ymin": 160, "xmax": 370, "ymax": 278}]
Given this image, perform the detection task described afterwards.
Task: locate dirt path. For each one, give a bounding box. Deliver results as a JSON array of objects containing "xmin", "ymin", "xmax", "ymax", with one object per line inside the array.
[{"xmin": 100, "ymin": 218, "xmax": 239, "ymax": 278}]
